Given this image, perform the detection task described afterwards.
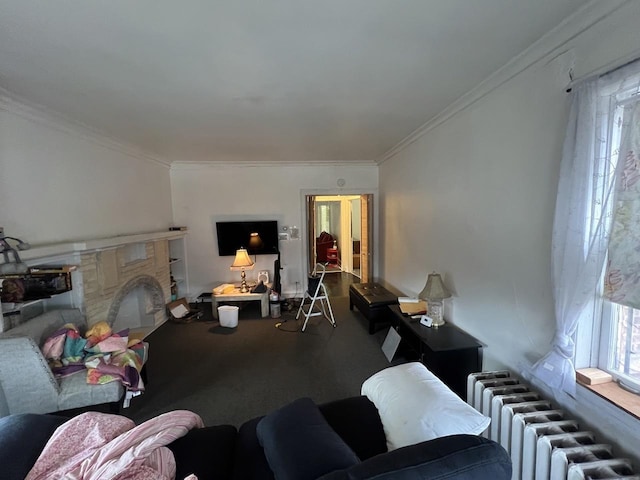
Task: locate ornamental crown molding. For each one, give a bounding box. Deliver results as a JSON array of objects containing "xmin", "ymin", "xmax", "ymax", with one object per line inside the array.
[
  {"xmin": 0, "ymin": 88, "xmax": 171, "ymax": 168},
  {"xmin": 170, "ymin": 159, "xmax": 377, "ymax": 170},
  {"xmin": 378, "ymin": 0, "xmax": 629, "ymax": 165}
]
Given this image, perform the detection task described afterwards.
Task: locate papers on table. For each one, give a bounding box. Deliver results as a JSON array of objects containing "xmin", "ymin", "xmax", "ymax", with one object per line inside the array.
[
  {"xmin": 398, "ymin": 298, "xmax": 427, "ymax": 315},
  {"xmin": 213, "ymin": 283, "xmax": 235, "ymax": 295}
]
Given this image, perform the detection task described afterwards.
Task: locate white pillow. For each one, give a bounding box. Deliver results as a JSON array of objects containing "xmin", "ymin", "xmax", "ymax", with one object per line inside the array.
[{"xmin": 361, "ymin": 362, "xmax": 490, "ymax": 450}]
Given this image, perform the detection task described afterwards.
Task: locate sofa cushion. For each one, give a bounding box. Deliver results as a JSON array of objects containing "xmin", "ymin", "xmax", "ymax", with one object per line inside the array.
[
  {"xmin": 168, "ymin": 424, "xmax": 238, "ymax": 480},
  {"xmin": 57, "ymin": 370, "xmax": 124, "ymax": 411},
  {"xmin": 2, "ymin": 309, "xmax": 86, "ymax": 344},
  {"xmin": 0, "ymin": 413, "xmax": 68, "ymax": 480},
  {"xmin": 318, "ymin": 396, "xmax": 387, "ymax": 460},
  {"xmin": 235, "ymin": 415, "xmax": 275, "ymax": 480},
  {"xmin": 361, "ymin": 362, "xmax": 490, "ymax": 450},
  {"xmin": 256, "ymin": 397, "xmax": 360, "ymax": 480},
  {"xmin": 317, "ymin": 434, "xmax": 512, "ymax": 480}
]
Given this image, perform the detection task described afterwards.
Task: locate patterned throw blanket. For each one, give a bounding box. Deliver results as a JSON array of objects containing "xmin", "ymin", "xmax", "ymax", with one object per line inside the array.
[
  {"xmin": 26, "ymin": 410, "xmax": 204, "ymax": 480},
  {"xmin": 41, "ymin": 321, "xmax": 146, "ymax": 392}
]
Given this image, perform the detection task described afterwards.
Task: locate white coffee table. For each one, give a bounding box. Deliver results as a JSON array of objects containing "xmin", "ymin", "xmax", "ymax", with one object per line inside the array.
[{"xmin": 212, "ymin": 286, "xmax": 270, "ymax": 319}]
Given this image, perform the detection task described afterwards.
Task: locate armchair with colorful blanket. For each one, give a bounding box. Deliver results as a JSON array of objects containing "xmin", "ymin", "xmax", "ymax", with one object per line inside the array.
[
  {"xmin": 41, "ymin": 321, "xmax": 146, "ymax": 393},
  {"xmin": 0, "ymin": 309, "xmax": 145, "ymax": 417}
]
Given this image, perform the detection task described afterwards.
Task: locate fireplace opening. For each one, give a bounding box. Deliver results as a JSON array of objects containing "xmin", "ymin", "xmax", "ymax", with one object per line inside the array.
[{"xmin": 107, "ymin": 275, "xmax": 165, "ymax": 332}]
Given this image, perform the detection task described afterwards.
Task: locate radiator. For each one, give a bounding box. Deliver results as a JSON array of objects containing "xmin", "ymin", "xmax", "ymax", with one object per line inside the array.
[{"xmin": 468, "ymin": 371, "xmax": 637, "ymax": 480}]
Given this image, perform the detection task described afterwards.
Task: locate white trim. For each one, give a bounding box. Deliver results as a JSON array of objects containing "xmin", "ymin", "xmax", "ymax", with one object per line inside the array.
[
  {"xmin": 299, "ymin": 188, "xmax": 379, "ymax": 280},
  {"xmin": 378, "ymin": 0, "xmax": 630, "ymax": 165},
  {"xmin": 19, "ymin": 230, "xmax": 186, "ymax": 262},
  {"xmin": 0, "ymin": 88, "xmax": 171, "ymax": 168},
  {"xmin": 170, "ymin": 159, "xmax": 377, "ymax": 169}
]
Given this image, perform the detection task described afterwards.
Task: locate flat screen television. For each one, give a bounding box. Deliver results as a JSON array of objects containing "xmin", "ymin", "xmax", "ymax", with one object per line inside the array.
[{"xmin": 216, "ymin": 220, "xmax": 279, "ymax": 256}]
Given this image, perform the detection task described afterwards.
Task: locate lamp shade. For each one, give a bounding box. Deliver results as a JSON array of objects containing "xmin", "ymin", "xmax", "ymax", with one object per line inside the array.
[
  {"xmin": 419, "ymin": 272, "xmax": 451, "ymax": 300},
  {"xmin": 230, "ymin": 248, "xmax": 254, "ymax": 270}
]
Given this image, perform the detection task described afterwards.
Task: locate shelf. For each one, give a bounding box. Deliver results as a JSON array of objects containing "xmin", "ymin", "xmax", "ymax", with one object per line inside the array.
[
  {"xmin": 168, "ymin": 236, "xmax": 189, "ymax": 299},
  {"xmin": 19, "ymin": 230, "xmax": 187, "ymax": 262}
]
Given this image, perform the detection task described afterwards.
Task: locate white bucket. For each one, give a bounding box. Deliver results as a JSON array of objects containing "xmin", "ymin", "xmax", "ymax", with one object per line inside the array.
[{"xmin": 218, "ymin": 305, "xmax": 239, "ymax": 328}]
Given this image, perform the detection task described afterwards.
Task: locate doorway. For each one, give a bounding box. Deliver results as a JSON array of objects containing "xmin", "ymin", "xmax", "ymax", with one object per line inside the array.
[{"xmin": 305, "ymin": 194, "xmax": 373, "ymax": 283}]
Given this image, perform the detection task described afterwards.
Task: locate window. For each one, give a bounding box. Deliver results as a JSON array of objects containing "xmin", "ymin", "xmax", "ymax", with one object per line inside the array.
[
  {"xmin": 530, "ymin": 57, "xmax": 640, "ymax": 400},
  {"xmin": 604, "ymin": 304, "xmax": 640, "ymax": 387},
  {"xmin": 592, "ymin": 65, "xmax": 640, "ymax": 392}
]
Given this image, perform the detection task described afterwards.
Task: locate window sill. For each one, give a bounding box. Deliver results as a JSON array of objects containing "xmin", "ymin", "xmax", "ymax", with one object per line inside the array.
[{"xmin": 578, "ymin": 376, "xmax": 640, "ymax": 421}]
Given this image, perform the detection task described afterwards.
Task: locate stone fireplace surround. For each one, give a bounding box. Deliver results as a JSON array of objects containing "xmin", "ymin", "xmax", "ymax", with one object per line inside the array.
[{"xmin": 2, "ymin": 231, "xmax": 185, "ymax": 334}]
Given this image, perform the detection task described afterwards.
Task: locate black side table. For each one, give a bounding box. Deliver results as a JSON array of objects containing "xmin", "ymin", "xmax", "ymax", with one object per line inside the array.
[{"xmin": 388, "ymin": 305, "xmax": 482, "ymax": 398}]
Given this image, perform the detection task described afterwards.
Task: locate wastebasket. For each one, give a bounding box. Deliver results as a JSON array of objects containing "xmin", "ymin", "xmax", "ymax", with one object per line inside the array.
[{"xmin": 218, "ymin": 305, "xmax": 239, "ymax": 328}]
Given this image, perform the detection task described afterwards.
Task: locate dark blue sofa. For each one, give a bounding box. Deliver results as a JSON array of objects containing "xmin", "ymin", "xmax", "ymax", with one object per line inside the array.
[{"xmin": 0, "ymin": 396, "xmax": 511, "ymax": 480}]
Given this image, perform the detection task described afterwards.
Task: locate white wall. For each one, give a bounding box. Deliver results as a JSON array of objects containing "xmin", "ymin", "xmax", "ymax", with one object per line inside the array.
[
  {"xmin": 170, "ymin": 163, "xmax": 377, "ymax": 298},
  {"xmin": 378, "ymin": 1, "xmax": 640, "ymax": 462},
  {"xmin": 0, "ymin": 104, "xmax": 173, "ymax": 244}
]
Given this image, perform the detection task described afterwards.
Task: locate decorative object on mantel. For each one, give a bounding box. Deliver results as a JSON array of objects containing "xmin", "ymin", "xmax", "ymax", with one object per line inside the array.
[
  {"xmin": 169, "ymin": 226, "xmax": 188, "ymax": 231},
  {"xmin": 0, "ymin": 235, "xmax": 31, "ymax": 274},
  {"xmin": 230, "ymin": 248, "xmax": 254, "ymax": 293},
  {"xmin": 419, "ymin": 272, "xmax": 451, "ymax": 327}
]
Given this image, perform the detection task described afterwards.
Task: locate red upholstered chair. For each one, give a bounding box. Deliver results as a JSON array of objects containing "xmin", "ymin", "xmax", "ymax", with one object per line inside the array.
[{"xmin": 315, "ymin": 232, "xmax": 334, "ymax": 262}]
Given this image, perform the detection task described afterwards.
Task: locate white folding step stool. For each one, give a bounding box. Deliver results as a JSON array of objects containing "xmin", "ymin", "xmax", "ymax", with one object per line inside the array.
[{"xmin": 296, "ymin": 263, "xmax": 337, "ymax": 332}]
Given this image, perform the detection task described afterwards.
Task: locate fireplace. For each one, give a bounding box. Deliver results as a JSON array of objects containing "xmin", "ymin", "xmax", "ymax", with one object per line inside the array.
[
  {"xmin": 79, "ymin": 240, "xmax": 171, "ymax": 331},
  {"xmin": 107, "ymin": 275, "xmax": 166, "ymax": 332},
  {"xmin": 0, "ymin": 231, "xmax": 184, "ymax": 333}
]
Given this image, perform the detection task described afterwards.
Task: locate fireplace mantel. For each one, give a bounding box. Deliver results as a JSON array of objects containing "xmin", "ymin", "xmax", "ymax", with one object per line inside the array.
[{"xmin": 19, "ymin": 230, "xmax": 185, "ymax": 262}]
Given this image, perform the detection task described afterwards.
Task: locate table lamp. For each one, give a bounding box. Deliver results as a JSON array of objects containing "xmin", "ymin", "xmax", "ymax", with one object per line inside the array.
[
  {"xmin": 230, "ymin": 248, "xmax": 254, "ymax": 293},
  {"xmin": 419, "ymin": 272, "xmax": 451, "ymax": 327}
]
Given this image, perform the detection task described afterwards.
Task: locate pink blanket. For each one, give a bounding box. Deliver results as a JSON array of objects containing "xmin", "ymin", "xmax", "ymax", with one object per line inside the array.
[{"xmin": 26, "ymin": 410, "xmax": 204, "ymax": 480}]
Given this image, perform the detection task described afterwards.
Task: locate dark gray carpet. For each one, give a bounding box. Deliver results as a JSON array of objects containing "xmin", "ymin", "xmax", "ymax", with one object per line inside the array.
[{"xmin": 125, "ymin": 294, "xmax": 391, "ymax": 427}]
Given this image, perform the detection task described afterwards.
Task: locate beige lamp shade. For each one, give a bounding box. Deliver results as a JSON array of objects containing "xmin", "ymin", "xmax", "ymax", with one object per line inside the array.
[
  {"xmin": 230, "ymin": 248, "xmax": 254, "ymax": 293},
  {"xmin": 419, "ymin": 272, "xmax": 451, "ymax": 300},
  {"xmin": 230, "ymin": 248, "xmax": 255, "ymax": 270}
]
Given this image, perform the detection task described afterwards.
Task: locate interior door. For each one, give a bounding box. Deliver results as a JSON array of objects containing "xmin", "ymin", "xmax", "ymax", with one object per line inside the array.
[
  {"xmin": 360, "ymin": 194, "xmax": 372, "ymax": 282},
  {"xmin": 306, "ymin": 195, "xmax": 316, "ymax": 272},
  {"xmin": 306, "ymin": 193, "xmax": 373, "ymax": 280}
]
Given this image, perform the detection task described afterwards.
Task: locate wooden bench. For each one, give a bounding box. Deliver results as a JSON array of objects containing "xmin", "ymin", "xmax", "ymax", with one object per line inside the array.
[{"xmin": 349, "ymin": 283, "xmax": 399, "ymax": 334}]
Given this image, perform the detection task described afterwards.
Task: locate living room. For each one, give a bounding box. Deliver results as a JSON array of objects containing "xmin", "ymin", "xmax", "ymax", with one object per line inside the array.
[{"xmin": 1, "ymin": 0, "xmax": 639, "ymax": 471}]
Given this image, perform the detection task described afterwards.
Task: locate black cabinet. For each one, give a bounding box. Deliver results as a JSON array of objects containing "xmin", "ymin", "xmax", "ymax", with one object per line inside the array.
[{"xmin": 388, "ymin": 305, "xmax": 482, "ymax": 398}]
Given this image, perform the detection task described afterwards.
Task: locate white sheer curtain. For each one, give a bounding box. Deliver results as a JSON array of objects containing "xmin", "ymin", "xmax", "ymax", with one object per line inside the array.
[
  {"xmin": 528, "ymin": 59, "xmax": 640, "ymax": 398},
  {"xmin": 528, "ymin": 81, "xmax": 609, "ymax": 397}
]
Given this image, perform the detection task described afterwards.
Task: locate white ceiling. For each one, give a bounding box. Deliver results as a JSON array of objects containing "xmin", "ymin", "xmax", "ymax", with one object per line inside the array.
[{"xmin": 0, "ymin": 0, "xmax": 589, "ymax": 164}]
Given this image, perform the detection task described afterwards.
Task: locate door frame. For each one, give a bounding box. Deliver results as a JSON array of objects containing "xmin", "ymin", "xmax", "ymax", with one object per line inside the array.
[{"xmin": 300, "ymin": 188, "xmax": 378, "ymax": 282}]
